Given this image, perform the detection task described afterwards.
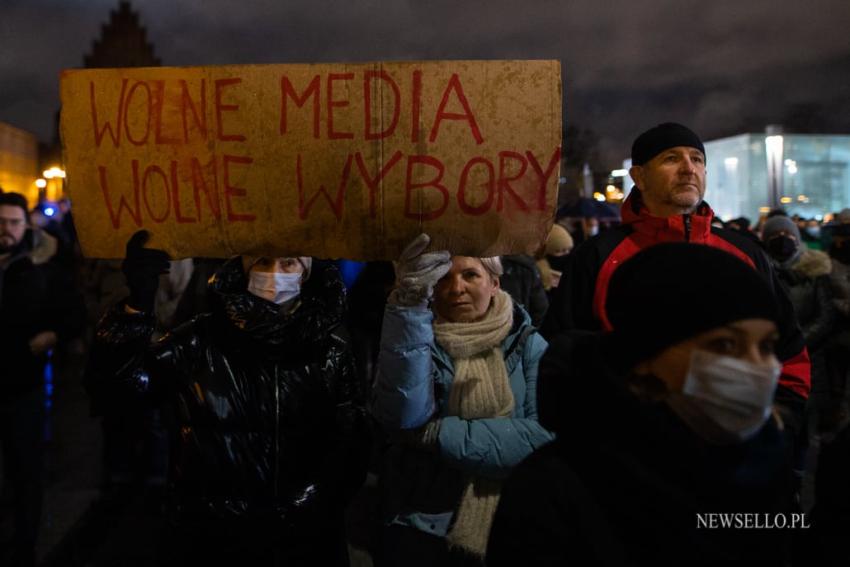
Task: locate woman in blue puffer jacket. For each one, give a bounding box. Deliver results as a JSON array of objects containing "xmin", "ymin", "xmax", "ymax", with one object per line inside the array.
[{"xmin": 371, "ymin": 234, "xmax": 555, "ymax": 566}]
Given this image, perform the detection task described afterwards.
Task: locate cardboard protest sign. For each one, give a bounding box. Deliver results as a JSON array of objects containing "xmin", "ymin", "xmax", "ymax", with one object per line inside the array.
[{"xmin": 60, "ymin": 60, "xmax": 561, "ymax": 259}]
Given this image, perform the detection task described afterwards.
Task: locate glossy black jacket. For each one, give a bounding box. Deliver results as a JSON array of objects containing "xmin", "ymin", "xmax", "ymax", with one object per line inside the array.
[{"xmin": 86, "ymin": 258, "xmax": 370, "ymax": 545}]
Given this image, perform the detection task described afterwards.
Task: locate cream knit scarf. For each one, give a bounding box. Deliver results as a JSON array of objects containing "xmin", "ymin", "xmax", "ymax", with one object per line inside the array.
[{"xmin": 433, "ymin": 290, "xmax": 514, "ymax": 557}]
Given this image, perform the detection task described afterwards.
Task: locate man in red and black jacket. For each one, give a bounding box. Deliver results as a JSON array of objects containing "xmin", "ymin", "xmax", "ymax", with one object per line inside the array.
[{"xmin": 541, "ymin": 122, "xmax": 810, "ymax": 433}]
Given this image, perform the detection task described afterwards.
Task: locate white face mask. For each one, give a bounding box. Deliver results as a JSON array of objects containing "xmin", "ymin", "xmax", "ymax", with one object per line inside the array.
[
  {"xmin": 667, "ymin": 349, "xmax": 781, "ymax": 443},
  {"xmin": 247, "ymin": 271, "xmax": 301, "ymax": 305}
]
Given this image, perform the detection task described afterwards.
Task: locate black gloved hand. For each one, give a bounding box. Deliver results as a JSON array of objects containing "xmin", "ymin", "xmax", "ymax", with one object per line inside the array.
[{"xmin": 121, "ymin": 230, "xmax": 170, "ymax": 313}]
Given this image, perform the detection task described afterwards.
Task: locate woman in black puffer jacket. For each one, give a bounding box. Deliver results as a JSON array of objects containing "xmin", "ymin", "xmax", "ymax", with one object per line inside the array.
[{"xmin": 86, "ymin": 232, "xmax": 370, "ymax": 567}]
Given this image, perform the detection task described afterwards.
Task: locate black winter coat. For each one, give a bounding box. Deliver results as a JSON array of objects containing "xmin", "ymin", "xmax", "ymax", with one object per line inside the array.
[
  {"xmin": 775, "ymin": 250, "xmax": 836, "ymax": 401},
  {"xmin": 488, "ymin": 332, "xmax": 794, "ymax": 567},
  {"xmin": 775, "ymin": 249, "xmax": 835, "ymax": 353},
  {"xmin": 1, "ymin": 229, "xmax": 84, "ymax": 398},
  {"xmin": 86, "ymin": 258, "xmax": 370, "ymax": 559}
]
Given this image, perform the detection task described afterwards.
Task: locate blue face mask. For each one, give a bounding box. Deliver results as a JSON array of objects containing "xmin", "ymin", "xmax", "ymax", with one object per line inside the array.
[{"xmin": 247, "ymin": 272, "xmax": 301, "ymax": 304}]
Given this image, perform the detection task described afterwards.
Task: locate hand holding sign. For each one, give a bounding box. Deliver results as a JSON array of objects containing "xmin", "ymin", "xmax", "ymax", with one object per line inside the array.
[{"xmin": 391, "ymin": 233, "xmax": 452, "ymax": 308}]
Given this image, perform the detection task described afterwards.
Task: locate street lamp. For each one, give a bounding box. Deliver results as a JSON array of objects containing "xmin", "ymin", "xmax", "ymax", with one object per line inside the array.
[
  {"xmin": 41, "ymin": 166, "xmax": 66, "ymax": 202},
  {"xmin": 42, "ymin": 167, "xmax": 66, "ymax": 179},
  {"xmin": 35, "ymin": 178, "xmax": 47, "ymax": 203}
]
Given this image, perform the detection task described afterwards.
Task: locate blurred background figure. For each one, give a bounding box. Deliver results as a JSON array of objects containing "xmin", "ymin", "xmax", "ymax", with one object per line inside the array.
[
  {"xmin": 802, "ymin": 219, "xmax": 824, "ymax": 250},
  {"xmin": 498, "ymin": 254, "xmax": 548, "ymax": 327},
  {"xmin": 0, "ymin": 192, "xmax": 84, "ymax": 567},
  {"xmin": 823, "ymin": 222, "xmax": 850, "ymax": 438},
  {"xmin": 761, "ymin": 215, "xmax": 836, "ymax": 506},
  {"xmin": 535, "ymin": 223, "xmax": 573, "ymax": 294},
  {"xmin": 725, "ymin": 216, "xmax": 762, "ymax": 246}
]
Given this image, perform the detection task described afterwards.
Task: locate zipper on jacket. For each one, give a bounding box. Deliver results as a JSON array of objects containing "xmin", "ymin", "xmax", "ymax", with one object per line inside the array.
[
  {"xmin": 274, "ymin": 365, "xmax": 280, "ymax": 500},
  {"xmin": 683, "ymin": 214, "xmax": 691, "ymax": 242}
]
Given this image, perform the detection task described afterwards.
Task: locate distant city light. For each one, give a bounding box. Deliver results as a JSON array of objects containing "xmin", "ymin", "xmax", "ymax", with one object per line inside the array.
[
  {"xmin": 785, "ymin": 159, "xmax": 798, "ymax": 175},
  {"xmin": 605, "ymin": 184, "xmax": 616, "ymax": 193},
  {"xmin": 35, "ymin": 178, "xmax": 47, "ymax": 188},
  {"xmin": 610, "ymin": 169, "xmax": 628, "ymax": 177},
  {"xmin": 780, "ymin": 196, "xmax": 793, "ymax": 204},
  {"xmin": 759, "ymin": 207, "xmax": 771, "ymax": 213},
  {"xmin": 593, "ymin": 192, "xmax": 606, "ymax": 202},
  {"xmin": 43, "ymin": 167, "xmax": 66, "ymax": 179},
  {"xmin": 44, "ymin": 207, "xmax": 56, "ymax": 217},
  {"xmin": 797, "ymin": 195, "xmax": 809, "ymax": 203}
]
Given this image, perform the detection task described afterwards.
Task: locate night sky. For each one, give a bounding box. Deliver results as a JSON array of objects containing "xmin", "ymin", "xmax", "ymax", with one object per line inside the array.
[{"xmin": 2, "ymin": 0, "xmax": 850, "ymax": 167}]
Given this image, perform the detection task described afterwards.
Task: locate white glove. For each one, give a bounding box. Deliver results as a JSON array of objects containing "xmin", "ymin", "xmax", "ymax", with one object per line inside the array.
[{"xmin": 390, "ymin": 234, "xmax": 452, "ymax": 307}]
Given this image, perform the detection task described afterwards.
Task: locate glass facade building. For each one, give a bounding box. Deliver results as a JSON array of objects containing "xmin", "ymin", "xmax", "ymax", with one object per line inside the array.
[{"xmin": 703, "ymin": 133, "xmax": 850, "ymax": 222}]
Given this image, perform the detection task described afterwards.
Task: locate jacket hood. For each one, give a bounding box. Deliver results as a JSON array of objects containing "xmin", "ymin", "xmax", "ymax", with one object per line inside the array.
[
  {"xmin": 792, "ymin": 249, "xmax": 832, "ymax": 278},
  {"xmin": 621, "ymin": 189, "xmax": 715, "ymax": 242},
  {"xmin": 208, "ymin": 257, "xmax": 346, "ymax": 357},
  {"xmin": 29, "ymin": 229, "xmax": 58, "ymax": 265}
]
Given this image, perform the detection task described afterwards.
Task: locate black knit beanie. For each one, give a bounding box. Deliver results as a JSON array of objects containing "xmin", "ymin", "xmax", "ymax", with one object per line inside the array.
[
  {"xmin": 605, "ymin": 243, "xmax": 777, "ymax": 368},
  {"xmin": 631, "ymin": 122, "xmax": 705, "ymax": 166}
]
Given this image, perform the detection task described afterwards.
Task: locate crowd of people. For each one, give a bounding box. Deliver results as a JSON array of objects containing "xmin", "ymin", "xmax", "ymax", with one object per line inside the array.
[{"xmin": 2, "ymin": 122, "xmax": 849, "ymax": 566}]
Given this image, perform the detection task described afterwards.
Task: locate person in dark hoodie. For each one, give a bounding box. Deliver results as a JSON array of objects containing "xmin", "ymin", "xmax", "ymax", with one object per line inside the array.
[
  {"xmin": 85, "ymin": 230, "xmax": 370, "ymax": 567},
  {"xmin": 488, "ymin": 243, "xmax": 795, "ymax": 567}
]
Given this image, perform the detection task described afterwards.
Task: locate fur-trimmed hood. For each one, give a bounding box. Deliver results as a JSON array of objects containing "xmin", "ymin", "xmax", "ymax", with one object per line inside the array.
[
  {"xmin": 6, "ymin": 228, "xmax": 58, "ymax": 267},
  {"xmin": 793, "ymin": 249, "xmax": 832, "ymax": 278},
  {"xmin": 207, "ymin": 256, "xmax": 347, "ymax": 359}
]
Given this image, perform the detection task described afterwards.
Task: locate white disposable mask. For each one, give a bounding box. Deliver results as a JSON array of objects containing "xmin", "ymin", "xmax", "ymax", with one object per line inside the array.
[
  {"xmin": 247, "ymin": 271, "xmax": 301, "ymax": 305},
  {"xmin": 667, "ymin": 349, "xmax": 780, "ymax": 443}
]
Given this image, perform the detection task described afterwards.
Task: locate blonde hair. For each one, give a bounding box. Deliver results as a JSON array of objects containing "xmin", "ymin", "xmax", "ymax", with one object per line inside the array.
[{"xmin": 478, "ymin": 257, "xmax": 503, "ymax": 278}]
